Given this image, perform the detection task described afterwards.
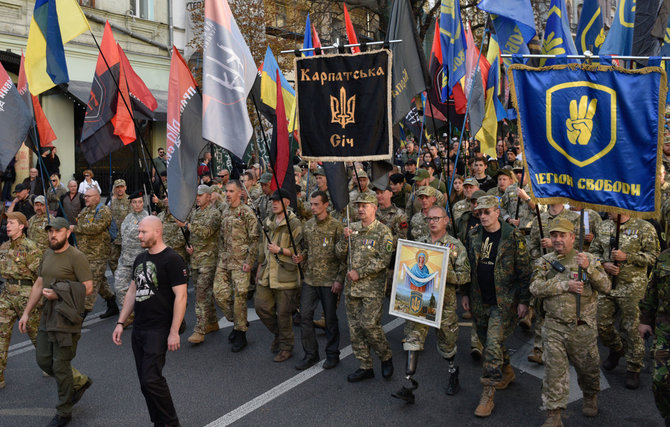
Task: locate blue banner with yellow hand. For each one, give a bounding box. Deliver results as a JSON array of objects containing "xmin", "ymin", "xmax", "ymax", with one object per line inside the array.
[{"xmin": 509, "ymin": 64, "xmax": 666, "ymax": 218}]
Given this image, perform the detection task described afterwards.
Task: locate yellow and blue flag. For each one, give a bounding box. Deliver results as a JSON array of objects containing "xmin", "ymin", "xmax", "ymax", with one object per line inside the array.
[
  {"xmin": 25, "ymin": 0, "xmax": 90, "ymax": 95},
  {"xmin": 575, "ymin": 0, "xmax": 604, "ymax": 55},
  {"xmin": 540, "ymin": 0, "xmax": 579, "ymax": 66},
  {"xmin": 477, "ymin": 0, "xmax": 536, "ymax": 69},
  {"xmin": 475, "ymin": 34, "xmax": 503, "ymax": 157},
  {"xmin": 260, "ymin": 47, "xmax": 296, "ymax": 133},
  {"xmin": 302, "ymin": 14, "xmax": 314, "ymax": 57},
  {"xmin": 509, "ymin": 64, "xmax": 666, "ymax": 217},
  {"xmin": 599, "ymin": 0, "xmax": 636, "ymax": 56},
  {"xmin": 439, "ymin": 0, "xmax": 466, "ymax": 100}
]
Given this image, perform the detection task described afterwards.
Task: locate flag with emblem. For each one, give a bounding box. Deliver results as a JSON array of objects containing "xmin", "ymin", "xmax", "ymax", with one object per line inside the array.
[
  {"xmin": 599, "ymin": 0, "xmax": 636, "ymax": 56},
  {"xmin": 575, "ymin": 0, "xmax": 604, "ymax": 55},
  {"xmin": 540, "ymin": 0, "xmax": 579, "ymax": 66},
  {"xmin": 477, "ymin": 0, "xmax": 536, "ymax": 69},
  {"xmin": 439, "ymin": 0, "xmax": 467, "ymax": 99},
  {"xmin": 0, "ymin": 61, "xmax": 32, "ymax": 171}
]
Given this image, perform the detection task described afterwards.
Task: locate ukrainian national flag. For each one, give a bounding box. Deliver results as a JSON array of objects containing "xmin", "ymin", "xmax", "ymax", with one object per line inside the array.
[
  {"xmin": 25, "ymin": 0, "xmax": 90, "ymax": 95},
  {"xmin": 303, "ymin": 14, "xmax": 314, "ymax": 57},
  {"xmin": 260, "ymin": 47, "xmax": 296, "ymax": 133}
]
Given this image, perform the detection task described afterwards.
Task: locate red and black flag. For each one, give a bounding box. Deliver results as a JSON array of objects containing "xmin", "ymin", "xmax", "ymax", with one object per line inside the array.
[
  {"xmin": 0, "ymin": 60, "xmax": 32, "ymax": 171},
  {"xmin": 270, "ymin": 69, "xmax": 297, "ymax": 211},
  {"xmin": 118, "ymin": 45, "xmax": 157, "ymax": 121},
  {"xmin": 18, "ymin": 52, "xmax": 57, "ymax": 151}
]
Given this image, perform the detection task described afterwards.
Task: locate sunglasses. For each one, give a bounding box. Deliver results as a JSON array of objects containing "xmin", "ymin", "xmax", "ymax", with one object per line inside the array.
[
  {"xmin": 51, "ymin": 179, "xmax": 58, "ymax": 182},
  {"xmin": 84, "ymin": 174, "xmax": 91, "ymax": 177}
]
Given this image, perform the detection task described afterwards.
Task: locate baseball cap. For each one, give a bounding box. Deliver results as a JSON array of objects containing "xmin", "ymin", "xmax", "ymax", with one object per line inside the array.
[
  {"xmin": 113, "ymin": 179, "xmax": 126, "ymax": 188},
  {"xmin": 355, "ymin": 170, "xmax": 368, "ymax": 179},
  {"xmin": 548, "ymin": 217, "xmax": 575, "ymax": 234},
  {"xmin": 33, "ymin": 195, "xmax": 46, "ymax": 205},
  {"xmin": 45, "ymin": 217, "xmax": 70, "ymax": 231},
  {"xmin": 414, "ymin": 168, "xmax": 430, "ymax": 181},
  {"xmin": 416, "ymin": 186, "xmax": 438, "ymax": 198},
  {"xmin": 270, "ymin": 189, "xmax": 291, "ymax": 201},
  {"xmin": 474, "ymin": 195, "xmax": 499, "ymax": 210},
  {"xmin": 353, "ymin": 192, "xmax": 378, "ymax": 205},
  {"xmin": 13, "ymin": 183, "xmax": 28, "ymax": 193},
  {"xmin": 5, "ymin": 211, "xmax": 27, "ymax": 227},
  {"xmin": 197, "ymin": 185, "xmax": 212, "ymax": 195},
  {"xmin": 463, "ymin": 177, "xmax": 478, "ymax": 187},
  {"xmin": 313, "ymin": 167, "xmax": 325, "ymax": 176},
  {"xmin": 469, "ymin": 190, "xmax": 487, "ymax": 201},
  {"xmin": 259, "ymin": 172, "xmax": 273, "ymax": 184}
]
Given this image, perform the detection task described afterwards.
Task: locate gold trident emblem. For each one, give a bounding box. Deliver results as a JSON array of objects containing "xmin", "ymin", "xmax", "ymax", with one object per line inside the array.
[{"xmin": 330, "ymin": 86, "xmax": 356, "ymax": 129}]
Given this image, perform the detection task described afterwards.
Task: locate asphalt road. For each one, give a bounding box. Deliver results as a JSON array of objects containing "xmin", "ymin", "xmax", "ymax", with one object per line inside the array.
[{"xmin": 0, "ymin": 273, "xmax": 664, "ymax": 427}]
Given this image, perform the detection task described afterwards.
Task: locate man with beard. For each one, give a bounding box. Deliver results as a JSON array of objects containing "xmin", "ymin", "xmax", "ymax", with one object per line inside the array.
[
  {"xmin": 19, "ymin": 217, "xmax": 93, "ymax": 427},
  {"xmin": 113, "ymin": 216, "xmax": 187, "ymax": 427}
]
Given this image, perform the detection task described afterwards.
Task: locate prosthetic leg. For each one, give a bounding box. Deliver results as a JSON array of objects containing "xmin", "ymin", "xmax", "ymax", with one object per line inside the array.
[
  {"xmin": 445, "ymin": 356, "xmax": 460, "ymax": 395},
  {"xmin": 391, "ymin": 351, "xmax": 419, "ymax": 404}
]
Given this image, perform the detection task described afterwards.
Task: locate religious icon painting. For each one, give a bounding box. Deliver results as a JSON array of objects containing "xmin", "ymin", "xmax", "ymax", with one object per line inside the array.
[{"xmin": 389, "ymin": 239, "xmax": 450, "ymax": 328}]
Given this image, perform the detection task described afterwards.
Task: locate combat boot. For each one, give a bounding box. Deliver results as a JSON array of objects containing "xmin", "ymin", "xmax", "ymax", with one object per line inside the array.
[
  {"xmin": 541, "ymin": 409, "xmax": 564, "ymax": 427},
  {"xmin": 602, "ymin": 349, "xmax": 623, "ymax": 371},
  {"xmin": 528, "ymin": 347, "xmax": 544, "ymax": 364},
  {"xmin": 495, "ymin": 364, "xmax": 516, "ymax": 390},
  {"xmin": 582, "ymin": 393, "xmax": 598, "ymax": 417},
  {"xmin": 187, "ymin": 332, "xmax": 205, "ymax": 344},
  {"xmin": 445, "ymin": 366, "xmax": 460, "ymax": 395},
  {"xmin": 519, "ymin": 306, "xmax": 533, "ymax": 330},
  {"xmin": 204, "ymin": 322, "xmax": 219, "ymax": 334},
  {"xmin": 99, "ymin": 297, "xmax": 119, "ymax": 319},
  {"xmin": 625, "ymin": 370, "xmax": 640, "ymax": 389},
  {"xmin": 313, "ymin": 317, "xmax": 326, "ymax": 330},
  {"xmin": 231, "ymin": 331, "xmax": 247, "ymax": 353},
  {"xmin": 474, "ymin": 385, "xmax": 495, "ymax": 417}
]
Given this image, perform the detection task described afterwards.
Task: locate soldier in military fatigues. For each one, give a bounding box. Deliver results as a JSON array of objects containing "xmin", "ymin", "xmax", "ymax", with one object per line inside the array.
[
  {"xmin": 590, "ymin": 213, "xmax": 660, "ymax": 389},
  {"xmin": 530, "ymin": 218, "xmax": 611, "ymax": 426},
  {"xmin": 256, "ymin": 173, "xmax": 274, "ymax": 221},
  {"xmin": 392, "ymin": 206, "xmax": 470, "ymax": 404},
  {"xmin": 336, "ymin": 193, "xmax": 394, "ymax": 382},
  {"xmin": 71, "ymin": 188, "xmax": 116, "ymax": 314},
  {"xmin": 452, "ymin": 177, "xmax": 480, "ymax": 223},
  {"xmin": 108, "ymin": 179, "xmax": 130, "ymax": 274},
  {"xmin": 409, "ymin": 186, "xmax": 438, "ymax": 242},
  {"xmin": 184, "ymin": 185, "xmax": 221, "ymax": 344},
  {"xmin": 213, "ymin": 180, "xmax": 258, "ymax": 352},
  {"xmin": 640, "ymin": 249, "xmax": 670, "ymax": 424},
  {"xmin": 158, "ymin": 204, "xmax": 187, "ymax": 262},
  {"xmin": 464, "ymin": 196, "xmax": 532, "ymax": 418},
  {"xmin": 113, "ymin": 191, "xmax": 148, "ymax": 308},
  {"xmin": 0, "ymin": 212, "xmax": 42, "ymax": 388},
  {"xmin": 374, "ymin": 182, "xmax": 408, "ymax": 293},
  {"xmin": 347, "ymin": 169, "xmax": 375, "ymax": 222},
  {"xmin": 27, "ymin": 195, "xmax": 53, "ymax": 254}
]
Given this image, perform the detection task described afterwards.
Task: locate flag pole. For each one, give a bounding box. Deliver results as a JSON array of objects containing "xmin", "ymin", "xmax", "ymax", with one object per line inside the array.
[{"xmin": 427, "ymin": 95, "xmax": 455, "ymax": 223}]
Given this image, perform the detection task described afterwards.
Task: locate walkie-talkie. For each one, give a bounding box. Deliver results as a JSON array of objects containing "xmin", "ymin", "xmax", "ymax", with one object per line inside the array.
[{"xmin": 542, "ymin": 256, "xmax": 566, "ymax": 273}]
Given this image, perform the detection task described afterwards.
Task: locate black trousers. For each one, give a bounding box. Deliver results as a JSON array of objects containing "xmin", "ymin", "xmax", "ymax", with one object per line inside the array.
[
  {"xmin": 131, "ymin": 328, "xmax": 179, "ymax": 427},
  {"xmin": 299, "ymin": 283, "xmax": 340, "ymax": 360}
]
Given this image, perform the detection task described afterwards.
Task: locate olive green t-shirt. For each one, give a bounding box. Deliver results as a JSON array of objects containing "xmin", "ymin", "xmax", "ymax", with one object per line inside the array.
[{"xmin": 39, "ymin": 245, "xmax": 93, "ymax": 289}]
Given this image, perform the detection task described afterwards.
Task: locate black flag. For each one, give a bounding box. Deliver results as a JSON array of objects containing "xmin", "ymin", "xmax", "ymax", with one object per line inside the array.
[{"xmin": 322, "ymin": 162, "xmax": 349, "ymax": 212}]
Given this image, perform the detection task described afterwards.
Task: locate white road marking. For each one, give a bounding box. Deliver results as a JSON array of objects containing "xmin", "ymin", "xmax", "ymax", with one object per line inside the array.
[{"xmin": 205, "ymin": 317, "xmax": 405, "ymax": 427}]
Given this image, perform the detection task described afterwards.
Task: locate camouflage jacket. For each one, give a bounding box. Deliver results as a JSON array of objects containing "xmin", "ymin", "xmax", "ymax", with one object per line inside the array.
[
  {"xmin": 529, "ymin": 208, "xmax": 580, "ymax": 259},
  {"xmin": 410, "ymin": 211, "xmax": 430, "ymax": 242},
  {"xmin": 119, "ymin": 211, "xmax": 148, "ymax": 265},
  {"xmin": 486, "ymin": 184, "xmax": 512, "ymax": 198},
  {"xmin": 405, "ymin": 187, "xmax": 446, "ymax": 219},
  {"xmin": 301, "ymin": 214, "xmax": 346, "ymax": 286},
  {"xmin": 640, "ymin": 248, "xmax": 670, "ymax": 330},
  {"xmin": 249, "ymin": 184, "xmax": 263, "ymax": 204},
  {"xmin": 109, "ymin": 195, "xmax": 130, "ymax": 245},
  {"xmin": 74, "ymin": 204, "xmax": 112, "ymax": 261},
  {"xmin": 256, "ymin": 193, "xmax": 273, "ymax": 222},
  {"xmin": 530, "ymin": 249, "xmax": 610, "ymax": 328},
  {"xmin": 188, "ymin": 203, "xmax": 221, "ymax": 268},
  {"xmin": 456, "ymin": 211, "xmax": 479, "ymax": 244},
  {"xmin": 218, "ymin": 203, "xmax": 259, "ymax": 269},
  {"xmin": 158, "ymin": 209, "xmax": 185, "ymax": 250},
  {"xmin": 465, "ymin": 220, "xmax": 532, "ymax": 327},
  {"xmin": 419, "ymin": 232, "xmax": 470, "ymax": 287},
  {"xmin": 500, "ymin": 184, "xmax": 535, "ymax": 230},
  {"xmin": 0, "ymin": 235, "xmax": 41, "ymax": 280},
  {"xmin": 258, "ymin": 212, "xmax": 303, "ymax": 289},
  {"xmin": 335, "ymin": 219, "xmax": 393, "ymax": 299},
  {"xmin": 376, "ymin": 204, "xmax": 408, "ymax": 251},
  {"xmin": 589, "ymin": 218, "xmax": 660, "ymax": 298},
  {"xmin": 27, "ymin": 212, "xmax": 53, "ymax": 253},
  {"xmin": 452, "ymin": 199, "xmax": 470, "ymax": 224}
]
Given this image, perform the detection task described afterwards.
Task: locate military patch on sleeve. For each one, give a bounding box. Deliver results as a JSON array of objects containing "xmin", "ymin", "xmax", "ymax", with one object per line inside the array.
[
  {"xmin": 517, "ymin": 238, "xmax": 526, "ymax": 251},
  {"xmin": 399, "ymin": 221, "xmax": 408, "ymax": 229},
  {"xmin": 385, "ymin": 239, "xmax": 393, "ymax": 252}
]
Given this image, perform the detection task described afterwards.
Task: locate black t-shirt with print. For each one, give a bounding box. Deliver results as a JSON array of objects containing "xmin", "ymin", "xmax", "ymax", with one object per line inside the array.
[
  {"xmin": 477, "ymin": 228, "xmax": 501, "ymax": 305},
  {"xmin": 132, "ymin": 247, "xmax": 188, "ymax": 330}
]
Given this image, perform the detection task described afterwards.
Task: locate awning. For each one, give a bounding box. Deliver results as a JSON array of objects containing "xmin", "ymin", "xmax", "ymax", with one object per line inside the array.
[{"xmin": 61, "ymin": 80, "xmax": 167, "ymax": 121}]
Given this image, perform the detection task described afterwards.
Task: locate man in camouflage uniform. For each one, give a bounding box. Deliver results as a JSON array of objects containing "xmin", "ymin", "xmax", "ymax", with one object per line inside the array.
[
  {"xmin": 182, "ymin": 185, "xmax": 221, "ymax": 344},
  {"xmin": 27, "ymin": 195, "xmax": 53, "ymax": 254},
  {"xmin": 0, "ymin": 212, "xmax": 42, "ymax": 388},
  {"xmin": 640, "ymin": 248, "xmax": 670, "ymax": 425},
  {"xmin": 336, "ymin": 192, "xmax": 394, "ymax": 382},
  {"xmin": 530, "ymin": 218, "xmax": 611, "ymax": 426},
  {"xmin": 568, "ymin": 206, "xmax": 602, "ymax": 252},
  {"xmin": 374, "ymin": 182, "xmax": 409, "ymax": 249},
  {"xmin": 71, "ymin": 188, "xmax": 117, "ymax": 315},
  {"xmin": 409, "ymin": 186, "xmax": 438, "ymax": 242},
  {"xmin": 487, "ymin": 168, "xmax": 515, "ymax": 198},
  {"xmin": 347, "ymin": 169, "xmax": 375, "ymax": 222},
  {"xmin": 500, "ymin": 166, "xmax": 536, "ymax": 233},
  {"xmin": 405, "ymin": 168, "xmax": 446, "ymax": 219},
  {"xmin": 463, "ymin": 195, "xmax": 531, "ymax": 417},
  {"xmin": 108, "ymin": 179, "xmax": 130, "ymax": 275},
  {"xmin": 213, "ymin": 180, "xmax": 258, "ymax": 352},
  {"xmin": 256, "ymin": 172, "xmax": 274, "ymax": 221},
  {"xmin": 292, "ymin": 190, "xmax": 345, "ymax": 370},
  {"xmin": 392, "ymin": 206, "xmax": 470, "ymax": 404},
  {"xmin": 113, "ymin": 191, "xmax": 148, "ymax": 310},
  {"xmin": 158, "ymin": 201, "xmax": 187, "ymax": 262},
  {"xmin": 525, "ymin": 203, "xmax": 580, "ymax": 364},
  {"xmin": 452, "ymin": 177, "xmax": 479, "ymax": 223},
  {"xmin": 590, "ymin": 213, "xmax": 660, "ymax": 389},
  {"xmin": 255, "ymin": 189, "xmax": 303, "ymax": 363},
  {"xmin": 242, "ymin": 171, "xmax": 262, "ymax": 204}
]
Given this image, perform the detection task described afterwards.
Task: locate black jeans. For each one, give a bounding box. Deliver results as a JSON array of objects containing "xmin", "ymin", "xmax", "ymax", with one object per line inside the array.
[
  {"xmin": 299, "ymin": 283, "xmax": 340, "ymax": 360},
  {"xmin": 131, "ymin": 328, "xmax": 179, "ymax": 427}
]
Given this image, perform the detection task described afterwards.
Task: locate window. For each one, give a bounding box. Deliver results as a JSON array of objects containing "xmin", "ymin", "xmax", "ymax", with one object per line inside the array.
[
  {"xmin": 129, "ymin": 0, "xmax": 153, "ymax": 20},
  {"xmin": 78, "ymin": 0, "xmax": 94, "ymax": 7}
]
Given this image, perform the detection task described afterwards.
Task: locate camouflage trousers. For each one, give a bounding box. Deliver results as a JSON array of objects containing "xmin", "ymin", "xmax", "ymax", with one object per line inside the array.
[
  {"xmin": 114, "ymin": 262, "xmax": 134, "ymax": 307},
  {"xmin": 345, "ymin": 294, "xmax": 392, "ymax": 370},
  {"xmin": 85, "ymin": 260, "xmax": 115, "ymax": 311},
  {"xmin": 192, "ymin": 266, "xmax": 217, "ymax": 335},
  {"xmin": 597, "ymin": 294, "xmax": 645, "ymax": 372},
  {"xmin": 0, "ymin": 285, "xmax": 42, "ymax": 377},
  {"xmin": 652, "ymin": 322, "xmax": 670, "ymax": 419},
  {"xmin": 532, "ymin": 296, "xmax": 545, "ymax": 350},
  {"xmin": 108, "ymin": 244, "xmax": 121, "ymax": 275},
  {"xmin": 474, "ymin": 305, "xmax": 513, "ymax": 385},
  {"xmin": 542, "ymin": 319, "xmax": 600, "ymax": 410},
  {"xmin": 213, "ymin": 265, "xmax": 250, "ymax": 332},
  {"xmin": 254, "ymin": 285, "xmax": 299, "ymax": 352},
  {"xmin": 402, "ymin": 285, "xmax": 458, "ymax": 359}
]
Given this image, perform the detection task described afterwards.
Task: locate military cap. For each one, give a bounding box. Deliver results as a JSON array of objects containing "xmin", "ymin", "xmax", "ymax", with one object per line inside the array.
[
  {"xmin": 113, "ymin": 179, "xmax": 126, "ymax": 188},
  {"xmin": 495, "ymin": 167, "xmax": 514, "ymax": 179},
  {"xmin": 313, "ymin": 167, "xmax": 325, "ymax": 176},
  {"xmin": 353, "ymin": 192, "xmax": 378, "ymax": 205},
  {"xmin": 13, "ymin": 183, "xmax": 28, "ymax": 193},
  {"xmin": 463, "ymin": 177, "xmax": 479, "ymax": 187},
  {"xmin": 416, "ymin": 186, "xmax": 438, "ymax": 198},
  {"xmin": 512, "ymin": 160, "xmax": 524, "ymax": 171},
  {"xmin": 469, "ymin": 189, "xmax": 487, "ymax": 201},
  {"xmin": 371, "ymin": 181, "xmax": 391, "ymax": 192},
  {"xmin": 414, "ymin": 168, "xmax": 430, "ymax": 181},
  {"xmin": 129, "ymin": 190, "xmax": 144, "ymax": 200},
  {"xmin": 33, "ymin": 195, "xmax": 46, "ymax": 205},
  {"xmin": 355, "ymin": 169, "xmax": 368, "ymax": 179},
  {"xmin": 548, "ymin": 217, "xmax": 575, "ymax": 234},
  {"xmin": 259, "ymin": 172, "xmax": 273, "ymax": 184},
  {"xmin": 197, "ymin": 184, "xmax": 212, "ymax": 195},
  {"xmin": 474, "ymin": 195, "xmax": 499, "ymax": 210},
  {"xmin": 270, "ymin": 189, "xmax": 291, "ymax": 201},
  {"xmin": 5, "ymin": 211, "xmax": 28, "ymax": 227},
  {"xmin": 293, "ymin": 165, "xmax": 302, "ymax": 174},
  {"xmin": 45, "ymin": 217, "xmax": 70, "ymax": 231}
]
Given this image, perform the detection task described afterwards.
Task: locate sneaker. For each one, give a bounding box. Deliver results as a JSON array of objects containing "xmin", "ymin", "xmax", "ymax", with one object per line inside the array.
[
  {"xmin": 391, "ymin": 386, "xmax": 415, "ymax": 404},
  {"xmin": 602, "ymin": 349, "xmax": 623, "ymax": 371},
  {"xmin": 231, "ymin": 331, "xmax": 247, "ymax": 353}
]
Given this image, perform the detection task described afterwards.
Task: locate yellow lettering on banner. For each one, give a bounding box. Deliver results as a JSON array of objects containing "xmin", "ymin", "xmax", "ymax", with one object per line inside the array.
[
  {"xmin": 312, "ymin": 72, "xmax": 319, "ymax": 81},
  {"xmin": 361, "ymin": 70, "xmax": 368, "ymax": 78},
  {"xmin": 330, "ymin": 134, "xmax": 354, "ymax": 147},
  {"xmin": 353, "ymin": 70, "xmax": 360, "ymax": 79},
  {"xmin": 320, "ymin": 73, "xmax": 327, "ymax": 85},
  {"xmin": 328, "ymin": 73, "xmax": 334, "ymax": 81},
  {"xmin": 301, "ymin": 68, "xmax": 311, "ymax": 81},
  {"xmin": 336, "ymin": 73, "xmax": 343, "ymax": 81},
  {"xmin": 574, "ymin": 178, "xmax": 640, "ymax": 196},
  {"xmin": 504, "ymin": 26, "xmax": 524, "ymax": 55},
  {"xmin": 454, "ymin": 51, "xmax": 465, "ymax": 67},
  {"xmin": 344, "ymin": 72, "xmax": 352, "ymax": 80},
  {"xmin": 376, "ymin": 66, "xmax": 384, "ymax": 75}
]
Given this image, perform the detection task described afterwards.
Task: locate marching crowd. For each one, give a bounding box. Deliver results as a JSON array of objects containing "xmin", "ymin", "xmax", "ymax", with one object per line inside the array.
[{"xmin": 0, "ymin": 132, "xmax": 668, "ymax": 427}]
